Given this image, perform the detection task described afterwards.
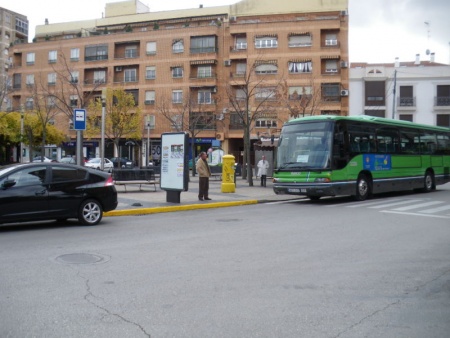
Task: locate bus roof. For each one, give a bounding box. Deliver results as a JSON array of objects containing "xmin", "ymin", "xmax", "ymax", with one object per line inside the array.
[{"xmin": 285, "ymin": 115, "xmax": 450, "ymax": 133}]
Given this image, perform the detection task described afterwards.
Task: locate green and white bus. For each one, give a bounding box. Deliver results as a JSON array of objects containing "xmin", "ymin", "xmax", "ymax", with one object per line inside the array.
[{"xmin": 273, "ymin": 115, "xmax": 450, "ymax": 201}]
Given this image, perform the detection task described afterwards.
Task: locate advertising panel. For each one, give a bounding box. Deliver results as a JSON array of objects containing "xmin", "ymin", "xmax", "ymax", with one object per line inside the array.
[{"xmin": 160, "ymin": 132, "xmax": 189, "ymax": 191}]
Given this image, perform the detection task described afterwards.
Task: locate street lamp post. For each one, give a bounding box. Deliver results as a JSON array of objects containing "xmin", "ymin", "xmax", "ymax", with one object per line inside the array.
[
  {"xmin": 146, "ymin": 115, "xmax": 151, "ymax": 166},
  {"xmin": 100, "ymin": 89, "xmax": 106, "ymax": 171},
  {"xmin": 20, "ymin": 105, "xmax": 24, "ymax": 163}
]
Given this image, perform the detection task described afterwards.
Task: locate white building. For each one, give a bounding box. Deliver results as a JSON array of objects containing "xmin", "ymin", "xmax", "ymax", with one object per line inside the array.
[{"xmin": 349, "ymin": 55, "xmax": 450, "ymax": 127}]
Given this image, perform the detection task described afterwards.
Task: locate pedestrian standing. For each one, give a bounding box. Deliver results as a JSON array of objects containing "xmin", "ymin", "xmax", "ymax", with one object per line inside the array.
[
  {"xmin": 196, "ymin": 152, "xmax": 212, "ymax": 200},
  {"xmin": 257, "ymin": 155, "xmax": 269, "ymax": 187}
]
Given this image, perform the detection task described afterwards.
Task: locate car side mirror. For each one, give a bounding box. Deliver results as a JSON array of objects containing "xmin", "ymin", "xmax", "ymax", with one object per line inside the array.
[{"xmin": 1, "ymin": 179, "xmax": 16, "ymax": 189}]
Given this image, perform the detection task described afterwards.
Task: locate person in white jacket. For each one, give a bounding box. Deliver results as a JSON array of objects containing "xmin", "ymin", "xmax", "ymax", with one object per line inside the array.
[{"xmin": 257, "ymin": 155, "xmax": 269, "ymax": 187}]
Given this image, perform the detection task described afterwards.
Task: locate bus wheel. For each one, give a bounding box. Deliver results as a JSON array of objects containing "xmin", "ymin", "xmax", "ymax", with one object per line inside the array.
[
  {"xmin": 423, "ymin": 171, "xmax": 435, "ymax": 192},
  {"xmin": 355, "ymin": 174, "xmax": 370, "ymax": 201}
]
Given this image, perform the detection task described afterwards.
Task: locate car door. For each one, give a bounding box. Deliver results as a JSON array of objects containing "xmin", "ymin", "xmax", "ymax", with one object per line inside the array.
[
  {"xmin": 47, "ymin": 165, "xmax": 88, "ymax": 218},
  {"xmin": 0, "ymin": 165, "xmax": 49, "ymax": 223}
]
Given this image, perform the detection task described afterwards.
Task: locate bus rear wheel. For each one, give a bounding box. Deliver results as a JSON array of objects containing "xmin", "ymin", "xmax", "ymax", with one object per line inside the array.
[
  {"xmin": 354, "ymin": 174, "xmax": 371, "ymax": 201},
  {"xmin": 423, "ymin": 171, "xmax": 435, "ymax": 192}
]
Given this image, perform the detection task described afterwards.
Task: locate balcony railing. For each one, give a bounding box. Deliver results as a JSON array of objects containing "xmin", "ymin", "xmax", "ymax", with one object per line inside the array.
[
  {"xmin": 398, "ymin": 96, "xmax": 416, "ymax": 107},
  {"xmin": 435, "ymin": 96, "xmax": 450, "ymax": 106}
]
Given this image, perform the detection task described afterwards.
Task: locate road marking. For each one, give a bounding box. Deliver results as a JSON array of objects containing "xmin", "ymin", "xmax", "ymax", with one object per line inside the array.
[
  {"xmin": 391, "ymin": 201, "xmax": 443, "ymax": 211},
  {"xmin": 368, "ymin": 199, "xmax": 423, "ymax": 209},
  {"xmin": 330, "ymin": 198, "xmax": 404, "ymax": 208},
  {"xmin": 419, "ymin": 204, "xmax": 450, "ymax": 214},
  {"xmin": 381, "ymin": 210, "xmax": 450, "ymax": 219}
]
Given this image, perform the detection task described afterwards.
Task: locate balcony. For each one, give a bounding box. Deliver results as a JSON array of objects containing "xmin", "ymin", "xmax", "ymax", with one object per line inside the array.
[
  {"xmin": 398, "ymin": 96, "xmax": 416, "ymax": 107},
  {"xmin": 435, "ymin": 96, "xmax": 450, "ymax": 107}
]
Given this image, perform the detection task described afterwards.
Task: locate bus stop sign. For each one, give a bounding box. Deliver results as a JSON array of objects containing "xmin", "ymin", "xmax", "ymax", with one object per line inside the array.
[{"xmin": 74, "ymin": 109, "xmax": 86, "ymax": 130}]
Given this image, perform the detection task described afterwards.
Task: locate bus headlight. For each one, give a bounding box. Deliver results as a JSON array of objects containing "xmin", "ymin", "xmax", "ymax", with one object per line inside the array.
[{"xmin": 314, "ymin": 177, "xmax": 330, "ymax": 183}]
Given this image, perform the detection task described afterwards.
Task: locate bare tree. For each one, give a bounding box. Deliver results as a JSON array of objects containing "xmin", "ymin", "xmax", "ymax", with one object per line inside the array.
[
  {"xmin": 156, "ymin": 92, "xmax": 220, "ymax": 176},
  {"xmin": 224, "ymin": 60, "xmax": 283, "ymax": 186},
  {"xmin": 278, "ymin": 77, "xmax": 323, "ymax": 119}
]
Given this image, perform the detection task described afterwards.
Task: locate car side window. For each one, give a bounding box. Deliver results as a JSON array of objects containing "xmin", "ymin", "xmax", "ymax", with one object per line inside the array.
[
  {"xmin": 51, "ymin": 166, "xmax": 87, "ymax": 183},
  {"xmin": 3, "ymin": 166, "xmax": 47, "ymax": 187}
]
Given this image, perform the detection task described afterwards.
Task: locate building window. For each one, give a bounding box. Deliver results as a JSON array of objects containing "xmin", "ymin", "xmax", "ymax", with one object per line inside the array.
[
  {"xmin": 124, "ymin": 69, "xmax": 137, "ymax": 82},
  {"xmin": 399, "ymin": 114, "xmax": 413, "ymax": 122},
  {"xmin": 399, "ymin": 86, "xmax": 414, "ymax": 106},
  {"xmin": 364, "ymin": 110, "xmax": 385, "ymax": 118},
  {"xmin": 234, "ymin": 35, "xmax": 247, "ymax": 50},
  {"xmin": 236, "ymin": 88, "xmax": 246, "ymax": 101},
  {"xmin": 146, "ymin": 42, "xmax": 156, "ymax": 55},
  {"xmin": 48, "ymin": 73, "xmax": 56, "ymax": 86},
  {"xmin": 255, "ymin": 87, "xmax": 276, "ymax": 101},
  {"xmin": 70, "ymin": 95, "xmax": 78, "ymax": 107},
  {"xmin": 125, "ymin": 46, "xmax": 138, "ymax": 58},
  {"xmin": 125, "ymin": 89, "xmax": 139, "ymax": 106},
  {"xmin": 47, "ymin": 96, "xmax": 56, "ymax": 108},
  {"xmin": 255, "ymin": 36, "xmax": 278, "ymax": 48},
  {"xmin": 85, "ymin": 45, "xmax": 108, "ymax": 61},
  {"xmin": 325, "ymin": 33, "xmax": 338, "ymax": 46},
  {"xmin": 256, "ymin": 119, "xmax": 277, "ymax": 128},
  {"xmin": 48, "ymin": 50, "xmax": 57, "ymax": 63},
  {"xmin": 197, "ymin": 66, "xmax": 212, "ymax": 78},
  {"xmin": 26, "ymin": 52, "xmax": 35, "ymax": 65},
  {"xmin": 26, "ymin": 74, "xmax": 34, "ymax": 86},
  {"xmin": 145, "ymin": 115, "xmax": 156, "ymax": 129},
  {"xmin": 198, "ymin": 91, "xmax": 212, "ymax": 104},
  {"xmin": 145, "ymin": 91, "xmax": 155, "ymax": 105},
  {"xmin": 321, "ymin": 83, "xmax": 340, "ymax": 102},
  {"xmin": 13, "ymin": 74, "xmax": 21, "ymax": 89},
  {"xmin": 94, "ymin": 70, "xmax": 106, "ymax": 84},
  {"xmin": 236, "ymin": 63, "xmax": 246, "ymax": 76},
  {"xmin": 365, "ymin": 81, "xmax": 385, "ymax": 106},
  {"xmin": 436, "ymin": 85, "xmax": 450, "ymax": 106},
  {"xmin": 70, "ymin": 48, "xmax": 80, "ymax": 61},
  {"xmin": 172, "ymin": 39, "xmax": 184, "ymax": 53},
  {"xmin": 288, "ymin": 34, "xmax": 312, "ymax": 47},
  {"xmin": 288, "ymin": 61, "xmax": 312, "ymax": 74},
  {"xmin": 146, "ymin": 66, "xmax": 156, "ymax": 80},
  {"xmin": 255, "ymin": 63, "xmax": 278, "ymax": 75},
  {"xmin": 172, "ymin": 90, "xmax": 183, "ymax": 104},
  {"xmin": 70, "ymin": 71, "xmax": 79, "ymax": 83},
  {"xmin": 289, "ymin": 86, "xmax": 312, "ymax": 100},
  {"xmin": 324, "ymin": 60, "xmax": 338, "ymax": 73},
  {"xmin": 190, "ymin": 36, "xmax": 216, "ymax": 54},
  {"xmin": 436, "ymin": 114, "xmax": 450, "ymax": 127},
  {"xmin": 172, "ymin": 67, "xmax": 183, "ymax": 78},
  {"xmin": 25, "ymin": 98, "xmax": 34, "ymax": 109}
]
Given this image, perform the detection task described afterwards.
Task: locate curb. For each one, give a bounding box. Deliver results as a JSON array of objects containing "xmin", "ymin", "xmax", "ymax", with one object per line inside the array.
[{"xmin": 105, "ymin": 199, "xmax": 259, "ymax": 217}]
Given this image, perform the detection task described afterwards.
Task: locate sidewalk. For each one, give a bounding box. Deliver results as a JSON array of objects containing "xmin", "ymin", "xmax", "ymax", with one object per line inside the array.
[{"xmin": 105, "ymin": 175, "xmax": 302, "ymax": 217}]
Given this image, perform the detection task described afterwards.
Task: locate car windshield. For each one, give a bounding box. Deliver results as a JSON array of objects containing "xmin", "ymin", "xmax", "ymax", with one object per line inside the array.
[{"xmin": 88, "ymin": 158, "xmax": 101, "ymax": 164}]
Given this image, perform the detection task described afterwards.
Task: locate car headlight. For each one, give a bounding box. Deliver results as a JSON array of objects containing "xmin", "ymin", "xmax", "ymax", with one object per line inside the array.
[{"xmin": 314, "ymin": 177, "xmax": 330, "ymax": 183}]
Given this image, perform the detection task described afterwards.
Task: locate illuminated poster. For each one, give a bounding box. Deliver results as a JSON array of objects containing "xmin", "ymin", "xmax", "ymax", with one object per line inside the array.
[{"xmin": 160, "ymin": 132, "xmax": 189, "ymax": 191}]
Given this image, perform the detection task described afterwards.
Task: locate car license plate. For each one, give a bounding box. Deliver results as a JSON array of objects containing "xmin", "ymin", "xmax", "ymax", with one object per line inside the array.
[{"xmin": 288, "ymin": 188, "xmax": 300, "ymax": 193}]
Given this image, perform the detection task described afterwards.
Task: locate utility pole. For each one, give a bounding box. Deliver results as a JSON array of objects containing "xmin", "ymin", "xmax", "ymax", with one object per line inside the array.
[{"xmin": 392, "ymin": 69, "xmax": 397, "ymax": 119}]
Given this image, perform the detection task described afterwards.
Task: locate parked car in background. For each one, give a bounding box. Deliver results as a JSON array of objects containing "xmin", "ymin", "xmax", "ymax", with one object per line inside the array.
[
  {"xmin": 85, "ymin": 158, "xmax": 114, "ymax": 172},
  {"xmin": 59, "ymin": 157, "xmax": 77, "ymax": 164},
  {"xmin": 110, "ymin": 157, "xmax": 133, "ymax": 168},
  {"xmin": 0, "ymin": 163, "xmax": 118, "ymax": 226},
  {"xmin": 32, "ymin": 156, "xmax": 54, "ymax": 163}
]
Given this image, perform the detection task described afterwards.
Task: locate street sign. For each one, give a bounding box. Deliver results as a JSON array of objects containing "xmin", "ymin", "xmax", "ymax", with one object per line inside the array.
[{"xmin": 73, "ymin": 109, "xmax": 86, "ymax": 130}]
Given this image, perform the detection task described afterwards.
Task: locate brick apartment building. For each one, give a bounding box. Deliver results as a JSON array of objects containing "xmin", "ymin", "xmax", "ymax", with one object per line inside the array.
[{"xmin": 6, "ymin": 0, "xmax": 349, "ymax": 164}]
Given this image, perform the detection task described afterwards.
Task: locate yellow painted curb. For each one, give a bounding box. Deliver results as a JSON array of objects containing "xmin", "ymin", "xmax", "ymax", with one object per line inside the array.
[{"xmin": 104, "ymin": 199, "xmax": 258, "ymax": 217}]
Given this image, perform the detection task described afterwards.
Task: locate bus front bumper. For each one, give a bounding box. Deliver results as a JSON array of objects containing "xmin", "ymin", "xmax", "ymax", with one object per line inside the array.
[{"xmin": 273, "ymin": 181, "xmax": 354, "ymax": 197}]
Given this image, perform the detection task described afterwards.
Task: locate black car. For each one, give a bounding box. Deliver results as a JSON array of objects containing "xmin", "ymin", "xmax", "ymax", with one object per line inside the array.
[{"xmin": 0, "ymin": 163, "xmax": 118, "ymax": 226}]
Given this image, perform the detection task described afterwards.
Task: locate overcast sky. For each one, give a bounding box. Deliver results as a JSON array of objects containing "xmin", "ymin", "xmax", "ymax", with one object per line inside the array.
[{"xmin": 3, "ymin": 0, "xmax": 450, "ymax": 65}]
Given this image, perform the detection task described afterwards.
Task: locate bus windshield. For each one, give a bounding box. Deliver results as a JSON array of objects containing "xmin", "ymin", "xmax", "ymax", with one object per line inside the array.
[{"xmin": 276, "ymin": 121, "xmax": 333, "ymax": 171}]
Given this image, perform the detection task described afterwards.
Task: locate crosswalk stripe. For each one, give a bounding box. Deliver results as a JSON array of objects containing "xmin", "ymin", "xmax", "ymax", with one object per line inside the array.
[
  {"xmin": 391, "ymin": 201, "xmax": 443, "ymax": 211},
  {"xmin": 368, "ymin": 199, "xmax": 423, "ymax": 209},
  {"xmin": 420, "ymin": 204, "xmax": 450, "ymax": 214},
  {"xmin": 344, "ymin": 199, "xmax": 403, "ymax": 208}
]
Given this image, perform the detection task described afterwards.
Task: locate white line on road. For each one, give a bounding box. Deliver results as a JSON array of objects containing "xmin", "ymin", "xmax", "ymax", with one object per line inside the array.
[
  {"xmin": 381, "ymin": 210, "xmax": 450, "ymax": 219},
  {"xmin": 391, "ymin": 201, "xmax": 443, "ymax": 211}
]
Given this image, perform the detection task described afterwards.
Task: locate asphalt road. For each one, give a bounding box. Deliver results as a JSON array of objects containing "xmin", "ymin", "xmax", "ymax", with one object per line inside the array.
[{"xmin": 1, "ymin": 188, "xmax": 449, "ymax": 337}]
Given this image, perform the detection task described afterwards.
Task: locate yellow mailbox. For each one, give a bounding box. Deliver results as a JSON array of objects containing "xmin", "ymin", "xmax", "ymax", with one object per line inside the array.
[{"xmin": 221, "ymin": 154, "xmax": 236, "ymax": 193}]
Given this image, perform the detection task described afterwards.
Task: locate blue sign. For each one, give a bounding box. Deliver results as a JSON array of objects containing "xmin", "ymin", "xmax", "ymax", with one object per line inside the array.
[
  {"xmin": 73, "ymin": 109, "xmax": 86, "ymax": 130},
  {"xmin": 363, "ymin": 154, "xmax": 391, "ymax": 171}
]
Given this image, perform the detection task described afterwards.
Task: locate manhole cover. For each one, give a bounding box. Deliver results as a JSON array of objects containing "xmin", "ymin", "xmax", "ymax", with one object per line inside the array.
[{"xmin": 55, "ymin": 253, "xmax": 110, "ymax": 265}]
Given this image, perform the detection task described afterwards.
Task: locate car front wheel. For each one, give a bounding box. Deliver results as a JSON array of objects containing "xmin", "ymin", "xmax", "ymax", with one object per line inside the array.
[{"xmin": 78, "ymin": 199, "xmax": 103, "ymax": 225}]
